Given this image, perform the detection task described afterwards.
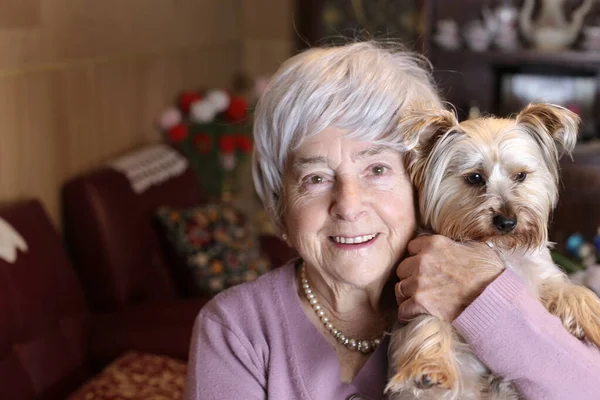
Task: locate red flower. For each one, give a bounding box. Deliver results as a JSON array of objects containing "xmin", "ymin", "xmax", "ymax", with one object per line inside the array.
[
  {"xmin": 219, "ymin": 135, "xmax": 237, "ymax": 154},
  {"xmin": 167, "ymin": 124, "xmax": 188, "ymax": 143},
  {"xmin": 193, "ymin": 134, "xmax": 211, "ymax": 154},
  {"xmin": 225, "ymin": 96, "xmax": 248, "ymax": 122},
  {"xmin": 236, "ymin": 135, "xmax": 253, "ymax": 153},
  {"xmin": 179, "ymin": 91, "xmax": 202, "ymax": 114}
]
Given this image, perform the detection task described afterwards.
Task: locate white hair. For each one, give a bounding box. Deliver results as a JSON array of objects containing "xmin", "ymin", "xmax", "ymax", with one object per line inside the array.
[{"xmin": 252, "ymin": 41, "xmax": 442, "ymax": 233}]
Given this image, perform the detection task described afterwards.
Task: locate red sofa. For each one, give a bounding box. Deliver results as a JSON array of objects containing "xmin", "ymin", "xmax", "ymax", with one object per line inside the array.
[
  {"xmin": 61, "ymin": 145, "xmax": 295, "ymax": 366},
  {"xmin": 0, "ymin": 199, "xmax": 95, "ymax": 399},
  {"xmin": 0, "ymin": 199, "xmax": 194, "ymax": 399}
]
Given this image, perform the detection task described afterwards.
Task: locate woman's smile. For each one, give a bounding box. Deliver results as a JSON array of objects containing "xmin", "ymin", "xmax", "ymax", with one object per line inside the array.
[{"xmin": 329, "ymin": 233, "xmax": 379, "ymax": 248}]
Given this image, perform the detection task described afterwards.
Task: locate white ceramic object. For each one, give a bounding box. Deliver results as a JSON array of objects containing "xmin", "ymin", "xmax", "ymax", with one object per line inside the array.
[
  {"xmin": 482, "ymin": 1, "xmax": 519, "ymax": 34},
  {"xmin": 437, "ymin": 19, "xmax": 460, "ymax": 34},
  {"xmin": 434, "ymin": 19, "xmax": 462, "ymax": 50},
  {"xmin": 520, "ymin": 0, "xmax": 593, "ymax": 50},
  {"xmin": 495, "ymin": 29, "xmax": 520, "ymax": 50},
  {"xmin": 433, "ymin": 33, "xmax": 461, "ymax": 50},
  {"xmin": 463, "ymin": 20, "xmax": 493, "ymax": 52},
  {"xmin": 583, "ymin": 26, "xmax": 600, "ymax": 38},
  {"xmin": 581, "ymin": 25, "xmax": 600, "ymax": 50},
  {"xmin": 483, "ymin": 0, "xmax": 520, "ymax": 50}
]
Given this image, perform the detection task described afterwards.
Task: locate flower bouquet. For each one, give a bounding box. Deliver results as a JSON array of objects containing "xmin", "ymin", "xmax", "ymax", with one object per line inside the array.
[{"xmin": 159, "ymin": 89, "xmax": 255, "ymax": 201}]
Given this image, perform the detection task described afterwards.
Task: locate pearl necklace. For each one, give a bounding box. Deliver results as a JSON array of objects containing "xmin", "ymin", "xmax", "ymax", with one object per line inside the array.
[{"xmin": 300, "ymin": 265, "xmax": 383, "ymax": 354}]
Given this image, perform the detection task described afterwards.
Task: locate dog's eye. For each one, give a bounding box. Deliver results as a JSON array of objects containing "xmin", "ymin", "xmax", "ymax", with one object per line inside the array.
[
  {"xmin": 465, "ymin": 173, "xmax": 485, "ymax": 186},
  {"xmin": 514, "ymin": 172, "xmax": 527, "ymax": 182}
]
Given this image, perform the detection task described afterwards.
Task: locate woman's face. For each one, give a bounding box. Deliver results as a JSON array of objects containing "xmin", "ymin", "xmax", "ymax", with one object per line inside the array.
[{"xmin": 282, "ymin": 127, "xmax": 416, "ymax": 289}]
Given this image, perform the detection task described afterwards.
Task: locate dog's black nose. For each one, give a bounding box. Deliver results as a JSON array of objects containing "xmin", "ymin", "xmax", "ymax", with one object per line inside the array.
[{"xmin": 493, "ymin": 215, "xmax": 517, "ymax": 233}]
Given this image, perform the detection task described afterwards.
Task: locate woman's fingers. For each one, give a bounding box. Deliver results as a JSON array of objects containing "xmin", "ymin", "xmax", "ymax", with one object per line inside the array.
[
  {"xmin": 395, "ymin": 276, "xmax": 417, "ymax": 301},
  {"xmin": 395, "ymin": 279, "xmax": 407, "ymax": 299},
  {"xmin": 397, "ymin": 297, "xmax": 426, "ymax": 321},
  {"xmin": 397, "ymin": 236, "xmax": 505, "ymax": 322},
  {"xmin": 397, "ymin": 235, "xmax": 450, "ymax": 280},
  {"xmin": 397, "ymin": 255, "xmax": 418, "ymax": 280},
  {"xmin": 406, "ymin": 234, "xmax": 437, "ymax": 255}
]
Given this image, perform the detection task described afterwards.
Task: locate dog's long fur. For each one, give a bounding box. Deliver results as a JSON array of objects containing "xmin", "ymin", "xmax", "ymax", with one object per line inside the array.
[{"xmin": 385, "ymin": 103, "xmax": 600, "ymax": 399}]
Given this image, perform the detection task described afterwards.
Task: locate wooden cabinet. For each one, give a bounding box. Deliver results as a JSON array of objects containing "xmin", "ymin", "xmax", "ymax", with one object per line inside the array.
[
  {"xmin": 423, "ymin": 1, "xmax": 600, "ymax": 141},
  {"xmin": 294, "ymin": 0, "xmax": 428, "ymax": 51}
]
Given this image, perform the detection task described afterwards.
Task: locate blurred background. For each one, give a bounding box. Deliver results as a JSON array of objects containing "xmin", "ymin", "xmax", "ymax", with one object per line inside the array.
[
  {"xmin": 0, "ymin": 0, "xmax": 295, "ymax": 224},
  {"xmin": 1, "ymin": 2, "xmax": 599, "ymax": 399}
]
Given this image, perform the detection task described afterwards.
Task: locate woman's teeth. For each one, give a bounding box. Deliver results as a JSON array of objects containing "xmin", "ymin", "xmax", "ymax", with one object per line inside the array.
[{"xmin": 332, "ymin": 234, "xmax": 376, "ymax": 244}]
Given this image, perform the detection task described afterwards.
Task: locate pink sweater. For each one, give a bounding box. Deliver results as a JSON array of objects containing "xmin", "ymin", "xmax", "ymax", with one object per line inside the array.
[{"xmin": 184, "ymin": 261, "xmax": 600, "ymax": 399}]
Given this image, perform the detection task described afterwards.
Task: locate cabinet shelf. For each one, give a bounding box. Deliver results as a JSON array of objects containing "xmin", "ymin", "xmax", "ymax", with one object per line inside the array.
[{"xmin": 431, "ymin": 48, "xmax": 600, "ymax": 70}]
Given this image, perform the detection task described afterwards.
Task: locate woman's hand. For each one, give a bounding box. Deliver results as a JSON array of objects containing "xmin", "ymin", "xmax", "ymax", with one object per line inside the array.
[{"xmin": 395, "ymin": 235, "xmax": 504, "ymax": 322}]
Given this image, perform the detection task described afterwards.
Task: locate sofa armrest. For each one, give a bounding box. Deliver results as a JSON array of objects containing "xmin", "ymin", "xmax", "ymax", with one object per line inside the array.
[
  {"xmin": 88, "ymin": 297, "xmax": 209, "ymax": 367},
  {"xmin": 259, "ymin": 234, "xmax": 298, "ymax": 268}
]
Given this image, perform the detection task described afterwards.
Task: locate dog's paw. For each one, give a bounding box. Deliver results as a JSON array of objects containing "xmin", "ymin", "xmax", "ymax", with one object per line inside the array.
[
  {"xmin": 542, "ymin": 283, "xmax": 600, "ymax": 346},
  {"xmin": 385, "ymin": 360, "xmax": 457, "ymax": 395},
  {"xmin": 414, "ymin": 370, "xmax": 451, "ymax": 389},
  {"xmin": 387, "ymin": 316, "xmax": 462, "ymax": 397},
  {"xmin": 482, "ymin": 375, "xmax": 519, "ymax": 400}
]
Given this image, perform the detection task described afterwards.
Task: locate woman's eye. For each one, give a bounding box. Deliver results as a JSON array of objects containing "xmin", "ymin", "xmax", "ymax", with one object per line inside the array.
[
  {"xmin": 514, "ymin": 172, "xmax": 527, "ymax": 182},
  {"xmin": 371, "ymin": 165, "xmax": 387, "ymax": 175},
  {"xmin": 308, "ymin": 175, "xmax": 324, "ymax": 184},
  {"xmin": 465, "ymin": 173, "xmax": 485, "ymax": 186}
]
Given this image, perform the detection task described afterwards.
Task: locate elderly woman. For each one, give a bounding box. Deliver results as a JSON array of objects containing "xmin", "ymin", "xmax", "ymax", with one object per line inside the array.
[{"xmin": 183, "ymin": 42, "xmax": 600, "ymax": 400}]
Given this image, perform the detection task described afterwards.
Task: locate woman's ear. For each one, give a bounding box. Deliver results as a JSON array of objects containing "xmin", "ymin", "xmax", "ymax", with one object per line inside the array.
[
  {"xmin": 516, "ymin": 103, "xmax": 579, "ymax": 160},
  {"xmin": 399, "ymin": 108, "xmax": 459, "ymax": 188},
  {"xmin": 279, "ymin": 216, "xmax": 292, "ymax": 247}
]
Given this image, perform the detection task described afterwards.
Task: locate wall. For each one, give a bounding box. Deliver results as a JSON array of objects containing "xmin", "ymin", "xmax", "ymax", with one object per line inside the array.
[
  {"xmin": 233, "ymin": 0, "xmax": 295, "ymax": 218},
  {"xmin": 241, "ymin": 0, "xmax": 295, "ymax": 78},
  {"xmin": 0, "ymin": 0, "xmax": 294, "ymax": 225}
]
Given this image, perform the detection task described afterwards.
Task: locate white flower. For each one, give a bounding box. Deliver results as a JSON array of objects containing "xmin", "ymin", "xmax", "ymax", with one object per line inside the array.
[
  {"xmin": 158, "ymin": 107, "xmax": 182, "ymax": 130},
  {"xmin": 190, "ymin": 99, "xmax": 216, "ymax": 123},
  {"xmin": 220, "ymin": 153, "xmax": 236, "ymax": 171},
  {"xmin": 206, "ymin": 90, "xmax": 230, "ymax": 112}
]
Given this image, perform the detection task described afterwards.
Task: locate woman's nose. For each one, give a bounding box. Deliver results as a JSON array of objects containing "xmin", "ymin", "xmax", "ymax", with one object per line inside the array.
[{"xmin": 330, "ymin": 177, "xmax": 367, "ymax": 222}]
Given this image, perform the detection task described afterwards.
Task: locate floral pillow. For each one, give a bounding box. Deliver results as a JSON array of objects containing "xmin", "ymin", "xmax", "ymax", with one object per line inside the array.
[{"xmin": 156, "ymin": 204, "xmax": 271, "ymax": 295}]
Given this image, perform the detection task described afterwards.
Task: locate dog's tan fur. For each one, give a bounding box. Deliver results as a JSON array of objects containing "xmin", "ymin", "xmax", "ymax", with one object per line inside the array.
[{"xmin": 385, "ymin": 104, "xmax": 600, "ymax": 399}]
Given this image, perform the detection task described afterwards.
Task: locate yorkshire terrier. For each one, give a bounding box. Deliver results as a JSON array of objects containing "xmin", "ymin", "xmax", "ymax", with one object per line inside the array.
[{"xmin": 385, "ymin": 103, "xmax": 600, "ymax": 399}]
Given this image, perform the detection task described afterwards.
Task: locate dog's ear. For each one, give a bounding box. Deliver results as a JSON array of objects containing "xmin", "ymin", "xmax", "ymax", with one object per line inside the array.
[
  {"xmin": 516, "ymin": 103, "xmax": 579, "ymax": 159},
  {"xmin": 402, "ymin": 108, "xmax": 460, "ymax": 150},
  {"xmin": 400, "ymin": 108, "xmax": 459, "ymax": 187}
]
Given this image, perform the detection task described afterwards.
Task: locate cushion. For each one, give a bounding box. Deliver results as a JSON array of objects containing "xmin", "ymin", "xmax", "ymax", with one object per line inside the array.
[
  {"xmin": 67, "ymin": 351, "xmax": 186, "ymax": 400},
  {"xmin": 156, "ymin": 203, "xmax": 271, "ymax": 296}
]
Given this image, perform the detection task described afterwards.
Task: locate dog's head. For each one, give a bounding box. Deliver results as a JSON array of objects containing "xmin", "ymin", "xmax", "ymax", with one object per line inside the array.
[{"xmin": 402, "ymin": 103, "xmax": 579, "ymax": 250}]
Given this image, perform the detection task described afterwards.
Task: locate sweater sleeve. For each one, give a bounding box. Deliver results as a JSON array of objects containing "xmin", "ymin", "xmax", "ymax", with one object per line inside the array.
[
  {"xmin": 453, "ymin": 268, "xmax": 600, "ymax": 400},
  {"xmin": 183, "ymin": 312, "xmax": 267, "ymax": 400}
]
